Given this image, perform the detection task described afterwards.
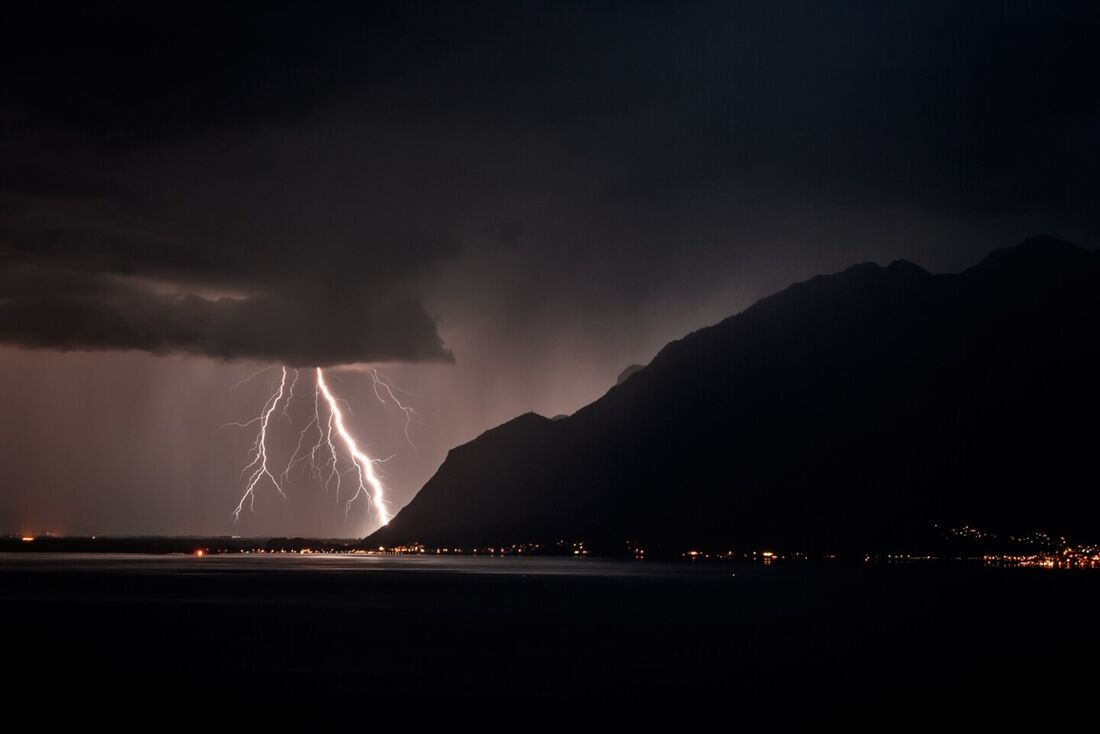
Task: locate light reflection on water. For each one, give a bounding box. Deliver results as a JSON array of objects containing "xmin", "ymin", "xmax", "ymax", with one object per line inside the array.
[{"xmin": 0, "ymin": 552, "xmax": 730, "ymax": 578}]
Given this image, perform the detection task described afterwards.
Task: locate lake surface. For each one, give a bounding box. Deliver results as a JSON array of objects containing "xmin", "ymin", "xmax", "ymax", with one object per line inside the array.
[{"xmin": 2, "ymin": 553, "xmax": 1096, "ymax": 724}]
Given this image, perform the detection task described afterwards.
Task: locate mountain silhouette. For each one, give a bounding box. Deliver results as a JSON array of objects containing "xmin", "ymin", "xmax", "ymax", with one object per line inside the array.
[
  {"xmin": 368, "ymin": 237, "xmax": 1100, "ymax": 552},
  {"xmin": 615, "ymin": 364, "xmax": 645, "ymax": 385}
]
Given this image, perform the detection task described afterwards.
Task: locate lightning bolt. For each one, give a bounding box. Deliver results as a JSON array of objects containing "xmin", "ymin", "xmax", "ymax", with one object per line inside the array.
[
  {"xmin": 281, "ymin": 368, "xmax": 299, "ymax": 422},
  {"xmin": 232, "ymin": 366, "xmax": 288, "ymax": 520},
  {"xmin": 316, "ymin": 368, "xmax": 391, "ymax": 524},
  {"xmin": 369, "ymin": 368, "xmax": 418, "ymax": 449},
  {"xmin": 278, "ymin": 373, "xmax": 341, "ymax": 500},
  {"xmin": 280, "ymin": 378, "xmax": 319, "ymax": 485},
  {"xmin": 229, "ymin": 365, "xmax": 274, "ymax": 392},
  {"xmin": 228, "ymin": 365, "xmax": 398, "ymax": 529},
  {"xmin": 321, "ymin": 399, "xmax": 342, "ymax": 500}
]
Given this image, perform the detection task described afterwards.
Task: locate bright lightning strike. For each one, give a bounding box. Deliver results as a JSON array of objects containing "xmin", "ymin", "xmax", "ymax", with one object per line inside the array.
[
  {"xmin": 232, "ymin": 366, "xmax": 287, "ymax": 520},
  {"xmin": 317, "ymin": 368, "xmax": 391, "ymax": 524},
  {"xmin": 229, "ymin": 365, "xmax": 395, "ymax": 528},
  {"xmin": 281, "ymin": 368, "xmax": 299, "ymax": 422}
]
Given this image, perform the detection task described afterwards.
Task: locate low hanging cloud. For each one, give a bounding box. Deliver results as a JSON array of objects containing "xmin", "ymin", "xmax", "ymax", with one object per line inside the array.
[
  {"xmin": 0, "ymin": 264, "xmax": 452, "ymax": 366},
  {"xmin": 0, "ymin": 186, "xmax": 457, "ymax": 367},
  {"xmin": 0, "ymin": 174, "xmax": 458, "ymax": 366},
  {"xmin": 0, "ymin": 141, "xmax": 458, "ymax": 366}
]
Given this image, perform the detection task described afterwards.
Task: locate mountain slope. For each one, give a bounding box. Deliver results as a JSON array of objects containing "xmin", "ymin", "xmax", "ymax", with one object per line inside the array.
[{"xmin": 369, "ymin": 237, "xmax": 1100, "ymax": 551}]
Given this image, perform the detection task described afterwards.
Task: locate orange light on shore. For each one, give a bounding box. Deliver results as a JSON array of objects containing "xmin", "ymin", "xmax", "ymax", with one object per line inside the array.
[
  {"xmin": 194, "ymin": 549, "xmax": 205, "ymax": 557},
  {"xmin": 21, "ymin": 536, "xmax": 35, "ymax": 542}
]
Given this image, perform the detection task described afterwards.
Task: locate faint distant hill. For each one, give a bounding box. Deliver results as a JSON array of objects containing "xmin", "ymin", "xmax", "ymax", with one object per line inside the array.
[{"xmin": 368, "ymin": 237, "xmax": 1100, "ymax": 552}]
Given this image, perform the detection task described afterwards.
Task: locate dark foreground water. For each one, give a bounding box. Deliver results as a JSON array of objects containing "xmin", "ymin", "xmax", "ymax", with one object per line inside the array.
[{"xmin": 2, "ymin": 554, "xmax": 1097, "ymax": 725}]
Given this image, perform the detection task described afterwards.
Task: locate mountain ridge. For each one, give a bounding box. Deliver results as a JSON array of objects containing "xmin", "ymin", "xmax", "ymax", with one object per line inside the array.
[{"xmin": 369, "ymin": 237, "xmax": 1100, "ymax": 551}]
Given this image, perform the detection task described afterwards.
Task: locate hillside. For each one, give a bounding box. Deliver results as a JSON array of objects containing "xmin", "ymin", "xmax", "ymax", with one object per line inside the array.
[{"xmin": 368, "ymin": 237, "xmax": 1100, "ymax": 552}]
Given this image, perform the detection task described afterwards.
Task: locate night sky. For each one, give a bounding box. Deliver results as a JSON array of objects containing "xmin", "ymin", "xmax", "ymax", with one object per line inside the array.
[{"xmin": 2, "ymin": 2, "xmax": 1097, "ymax": 536}]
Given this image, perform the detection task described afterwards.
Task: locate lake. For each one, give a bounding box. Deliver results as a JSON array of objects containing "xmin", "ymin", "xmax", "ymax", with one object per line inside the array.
[{"xmin": 2, "ymin": 553, "xmax": 1096, "ymax": 725}]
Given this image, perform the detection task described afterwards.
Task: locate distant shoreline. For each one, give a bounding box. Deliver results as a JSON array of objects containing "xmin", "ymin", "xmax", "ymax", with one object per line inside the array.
[{"xmin": 3, "ymin": 535, "xmax": 1098, "ymax": 568}]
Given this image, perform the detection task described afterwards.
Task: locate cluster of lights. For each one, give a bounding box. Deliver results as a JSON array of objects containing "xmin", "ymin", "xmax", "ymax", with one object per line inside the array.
[
  {"xmin": 947, "ymin": 525, "xmax": 996, "ymax": 541},
  {"xmin": 869, "ymin": 554, "xmax": 941, "ymax": 563},
  {"xmin": 982, "ymin": 549, "xmax": 1100, "ymax": 569},
  {"xmin": 372, "ymin": 541, "xmax": 577, "ymax": 556},
  {"xmin": 194, "ymin": 547, "xmax": 375, "ymax": 556},
  {"xmin": 683, "ymin": 549, "xmax": 785, "ymax": 564},
  {"xmin": 946, "ymin": 525, "xmax": 1071, "ymax": 549},
  {"xmin": 940, "ymin": 525, "xmax": 1099, "ymax": 568}
]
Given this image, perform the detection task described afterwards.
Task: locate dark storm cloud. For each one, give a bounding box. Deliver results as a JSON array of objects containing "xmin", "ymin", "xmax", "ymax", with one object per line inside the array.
[
  {"xmin": 0, "ymin": 3, "xmax": 472, "ymax": 364},
  {"xmin": 0, "ymin": 265, "xmax": 450, "ymax": 366},
  {"xmin": 0, "ymin": 3, "xmax": 415, "ymax": 146},
  {"xmin": 1, "ymin": 1, "xmax": 1098, "ymax": 367}
]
